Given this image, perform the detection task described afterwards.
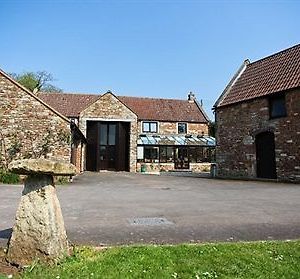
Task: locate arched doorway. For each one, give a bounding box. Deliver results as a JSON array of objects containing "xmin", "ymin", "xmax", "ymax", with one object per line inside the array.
[{"xmin": 255, "ymin": 131, "xmax": 277, "ymax": 179}]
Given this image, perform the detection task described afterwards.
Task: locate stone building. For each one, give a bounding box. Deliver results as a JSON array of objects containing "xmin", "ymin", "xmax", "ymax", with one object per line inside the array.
[
  {"xmin": 41, "ymin": 91, "xmax": 214, "ymax": 173},
  {"xmin": 214, "ymin": 44, "xmax": 300, "ymax": 182},
  {"xmin": 0, "ymin": 68, "xmax": 85, "ymax": 172}
]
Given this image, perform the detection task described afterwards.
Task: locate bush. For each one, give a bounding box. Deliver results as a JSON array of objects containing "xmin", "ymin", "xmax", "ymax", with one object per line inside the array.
[
  {"xmin": 0, "ymin": 169, "xmax": 20, "ymax": 184},
  {"xmin": 56, "ymin": 176, "xmax": 70, "ymax": 185}
]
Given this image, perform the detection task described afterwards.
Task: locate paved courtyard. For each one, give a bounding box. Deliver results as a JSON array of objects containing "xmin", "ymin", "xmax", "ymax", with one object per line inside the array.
[{"xmin": 1, "ymin": 172, "xmax": 300, "ymax": 247}]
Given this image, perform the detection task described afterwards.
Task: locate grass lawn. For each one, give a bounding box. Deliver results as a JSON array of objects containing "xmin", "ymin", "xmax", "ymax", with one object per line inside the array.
[{"xmin": 8, "ymin": 240, "xmax": 300, "ymax": 278}]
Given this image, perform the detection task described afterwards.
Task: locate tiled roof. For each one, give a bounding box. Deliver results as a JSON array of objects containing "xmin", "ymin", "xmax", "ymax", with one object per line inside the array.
[
  {"xmin": 217, "ymin": 43, "xmax": 300, "ymax": 107},
  {"xmin": 39, "ymin": 93, "xmax": 208, "ymax": 123},
  {"xmin": 119, "ymin": 96, "xmax": 208, "ymax": 122},
  {"xmin": 40, "ymin": 93, "xmax": 99, "ymax": 117}
]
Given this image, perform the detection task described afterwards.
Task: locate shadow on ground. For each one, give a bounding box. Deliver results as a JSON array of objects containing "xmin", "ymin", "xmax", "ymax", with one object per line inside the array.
[{"xmin": 0, "ymin": 228, "xmax": 12, "ymax": 240}]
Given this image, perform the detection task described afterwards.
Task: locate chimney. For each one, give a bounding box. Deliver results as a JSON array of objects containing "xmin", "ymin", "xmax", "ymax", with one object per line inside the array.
[{"xmin": 188, "ymin": 91, "xmax": 196, "ymax": 102}]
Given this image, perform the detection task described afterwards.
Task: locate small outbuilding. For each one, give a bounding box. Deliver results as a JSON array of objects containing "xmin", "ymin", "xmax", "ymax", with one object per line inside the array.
[{"xmin": 214, "ymin": 44, "xmax": 300, "ymax": 182}]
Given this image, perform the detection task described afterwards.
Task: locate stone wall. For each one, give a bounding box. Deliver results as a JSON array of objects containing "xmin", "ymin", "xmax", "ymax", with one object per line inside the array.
[
  {"xmin": 80, "ymin": 93, "xmax": 138, "ymax": 172},
  {"xmin": 136, "ymin": 162, "xmax": 211, "ymax": 173},
  {"xmin": 215, "ymin": 89, "xmax": 300, "ymax": 182},
  {"xmin": 71, "ymin": 141, "xmax": 84, "ymax": 173},
  {"xmin": 138, "ymin": 121, "xmax": 209, "ymax": 135},
  {"xmin": 0, "ymin": 73, "xmax": 71, "ymax": 168},
  {"xmin": 188, "ymin": 123, "xmax": 209, "ymax": 135}
]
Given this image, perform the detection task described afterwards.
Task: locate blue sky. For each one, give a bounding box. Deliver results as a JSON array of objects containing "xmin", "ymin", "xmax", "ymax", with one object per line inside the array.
[{"xmin": 1, "ymin": 0, "xmax": 299, "ymax": 119}]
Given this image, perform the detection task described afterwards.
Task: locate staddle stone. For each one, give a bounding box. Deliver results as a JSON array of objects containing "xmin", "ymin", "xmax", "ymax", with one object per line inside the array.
[
  {"xmin": 8, "ymin": 158, "xmax": 76, "ymax": 176},
  {"xmin": 6, "ymin": 159, "xmax": 75, "ymax": 267}
]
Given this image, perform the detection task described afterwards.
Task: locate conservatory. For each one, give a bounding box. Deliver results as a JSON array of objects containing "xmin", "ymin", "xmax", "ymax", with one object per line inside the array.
[{"xmin": 137, "ymin": 134, "xmax": 215, "ymax": 172}]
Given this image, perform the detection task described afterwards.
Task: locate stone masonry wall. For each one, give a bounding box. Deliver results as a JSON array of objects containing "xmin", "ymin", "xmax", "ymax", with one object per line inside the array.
[
  {"xmin": 80, "ymin": 93, "xmax": 138, "ymax": 172},
  {"xmin": 215, "ymin": 89, "xmax": 300, "ymax": 182},
  {"xmin": 138, "ymin": 121, "xmax": 209, "ymax": 135},
  {"xmin": 0, "ymin": 74, "xmax": 71, "ymax": 168},
  {"xmin": 136, "ymin": 162, "xmax": 211, "ymax": 173},
  {"xmin": 71, "ymin": 141, "xmax": 83, "ymax": 173}
]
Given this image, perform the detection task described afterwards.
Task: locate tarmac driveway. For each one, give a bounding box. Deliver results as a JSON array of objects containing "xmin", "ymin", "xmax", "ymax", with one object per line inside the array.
[{"xmin": 1, "ymin": 172, "xmax": 300, "ymax": 246}]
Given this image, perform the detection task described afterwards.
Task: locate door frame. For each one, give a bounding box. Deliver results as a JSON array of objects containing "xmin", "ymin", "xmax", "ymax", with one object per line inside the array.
[{"xmin": 86, "ymin": 121, "xmax": 130, "ymax": 172}]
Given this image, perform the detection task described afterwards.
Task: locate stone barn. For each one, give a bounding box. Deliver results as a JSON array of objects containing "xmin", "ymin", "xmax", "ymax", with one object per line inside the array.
[
  {"xmin": 214, "ymin": 44, "xmax": 300, "ymax": 182},
  {"xmin": 0, "ymin": 68, "xmax": 85, "ymax": 172}
]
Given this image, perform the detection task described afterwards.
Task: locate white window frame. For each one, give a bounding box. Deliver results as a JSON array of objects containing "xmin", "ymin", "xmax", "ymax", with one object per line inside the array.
[
  {"xmin": 141, "ymin": 121, "xmax": 159, "ymax": 133},
  {"xmin": 137, "ymin": 146, "xmax": 144, "ymax": 160}
]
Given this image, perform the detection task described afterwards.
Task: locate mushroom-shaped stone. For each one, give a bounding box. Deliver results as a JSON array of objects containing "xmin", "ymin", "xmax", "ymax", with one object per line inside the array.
[
  {"xmin": 8, "ymin": 158, "xmax": 76, "ymax": 176},
  {"xmin": 6, "ymin": 159, "xmax": 75, "ymax": 267}
]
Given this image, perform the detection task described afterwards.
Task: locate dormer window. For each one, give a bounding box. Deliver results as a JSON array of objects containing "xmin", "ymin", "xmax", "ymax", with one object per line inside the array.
[
  {"xmin": 142, "ymin": 121, "xmax": 158, "ymax": 133},
  {"xmin": 178, "ymin": 122, "xmax": 187, "ymax": 134},
  {"xmin": 269, "ymin": 93, "xmax": 287, "ymax": 119}
]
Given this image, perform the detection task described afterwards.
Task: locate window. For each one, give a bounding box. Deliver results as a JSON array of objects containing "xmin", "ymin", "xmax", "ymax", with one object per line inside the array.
[
  {"xmin": 189, "ymin": 147, "xmax": 215, "ymax": 163},
  {"xmin": 189, "ymin": 147, "xmax": 202, "ymax": 163},
  {"xmin": 142, "ymin": 121, "xmax": 158, "ymax": 133},
  {"xmin": 99, "ymin": 123, "xmax": 116, "ymax": 145},
  {"xmin": 159, "ymin": 146, "xmax": 174, "ymax": 163},
  {"xmin": 99, "ymin": 124, "xmax": 107, "ymax": 145},
  {"xmin": 269, "ymin": 94, "xmax": 287, "ymax": 119},
  {"xmin": 178, "ymin": 123, "xmax": 187, "ymax": 134},
  {"xmin": 137, "ymin": 146, "xmax": 144, "ymax": 160},
  {"xmin": 144, "ymin": 146, "xmax": 159, "ymax": 162}
]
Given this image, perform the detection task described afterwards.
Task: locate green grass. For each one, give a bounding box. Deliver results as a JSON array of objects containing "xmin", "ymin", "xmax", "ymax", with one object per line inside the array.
[
  {"xmin": 17, "ymin": 240, "xmax": 300, "ymax": 279},
  {"xmin": 0, "ymin": 169, "xmax": 20, "ymax": 184}
]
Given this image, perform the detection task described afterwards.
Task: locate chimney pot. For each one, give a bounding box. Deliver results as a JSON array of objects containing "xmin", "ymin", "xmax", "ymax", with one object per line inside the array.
[{"xmin": 188, "ymin": 91, "xmax": 196, "ymax": 102}]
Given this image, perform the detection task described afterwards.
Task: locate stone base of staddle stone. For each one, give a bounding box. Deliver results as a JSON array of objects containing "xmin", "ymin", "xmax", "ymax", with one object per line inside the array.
[{"xmin": 6, "ymin": 174, "xmax": 69, "ymax": 267}]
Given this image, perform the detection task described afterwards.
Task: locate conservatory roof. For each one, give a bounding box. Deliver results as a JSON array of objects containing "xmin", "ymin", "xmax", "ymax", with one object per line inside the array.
[{"xmin": 137, "ymin": 135, "xmax": 215, "ymax": 146}]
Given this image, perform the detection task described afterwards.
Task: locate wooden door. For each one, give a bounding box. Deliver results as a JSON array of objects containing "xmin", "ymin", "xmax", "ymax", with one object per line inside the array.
[
  {"xmin": 256, "ymin": 131, "xmax": 277, "ymax": 179},
  {"xmin": 86, "ymin": 121, "xmax": 130, "ymax": 172},
  {"xmin": 86, "ymin": 121, "xmax": 98, "ymax": 171},
  {"xmin": 99, "ymin": 123, "xmax": 117, "ymax": 171},
  {"xmin": 116, "ymin": 122, "xmax": 130, "ymax": 171}
]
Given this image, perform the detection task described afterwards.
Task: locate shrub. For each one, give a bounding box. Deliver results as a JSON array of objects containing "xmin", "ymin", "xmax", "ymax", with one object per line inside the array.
[
  {"xmin": 56, "ymin": 176, "xmax": 70, "ymax": 185},
  {"xmin": 0, "ymin": 169, "xmax": 20, "ymax": 184}
]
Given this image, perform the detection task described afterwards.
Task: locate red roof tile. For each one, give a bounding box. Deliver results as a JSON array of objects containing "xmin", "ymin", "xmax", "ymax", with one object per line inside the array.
[
  {"xmin": 119, "ymin": 96, "xmax": 207, "ymax": 122},
  {"xmin": 217, "ymin": 44, "xmax": 300, "ymax": 107},
  {"xmin": 40, "ymin": 93, "xmax": 99, "ymax": 117},
  {"xmin": 40, "ymin": 93, "xmax": 208, "ymax": 123}
]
